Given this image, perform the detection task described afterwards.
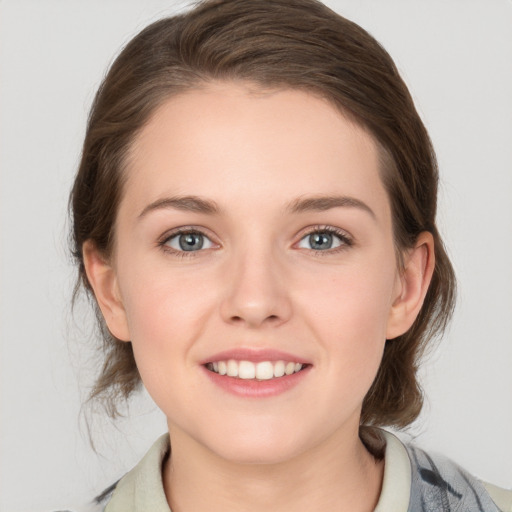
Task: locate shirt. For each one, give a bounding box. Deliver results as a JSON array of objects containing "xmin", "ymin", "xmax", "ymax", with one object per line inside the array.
[{"xmin": 72, "ymin": 430, "xmax": 512, "ymax": 512}]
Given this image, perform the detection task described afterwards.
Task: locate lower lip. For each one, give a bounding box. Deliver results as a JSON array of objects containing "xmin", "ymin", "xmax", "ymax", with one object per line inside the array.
[{"xmin": 202, "ymin": 365, "xmax": 311, "ymax": 398}]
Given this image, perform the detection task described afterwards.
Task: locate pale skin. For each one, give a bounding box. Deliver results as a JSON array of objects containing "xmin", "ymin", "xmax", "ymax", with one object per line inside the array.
[{"xmin": 84, "ymin": 81, "xmax": 434, "ymax": 512}]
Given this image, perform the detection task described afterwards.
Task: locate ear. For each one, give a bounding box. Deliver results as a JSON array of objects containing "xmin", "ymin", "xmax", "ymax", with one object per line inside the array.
[
  {"xmin": 82, "ymin": 240, "xmax": 131, "ymax": 342},
  {"xmin": 386, "ymin": 231, "xmax": 435, "ymax": 340}
]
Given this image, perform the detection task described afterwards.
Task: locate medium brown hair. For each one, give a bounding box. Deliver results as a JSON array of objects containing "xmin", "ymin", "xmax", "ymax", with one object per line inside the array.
[{"xmin": 71, "ymin": 0, "xmax": 456, "ymax": 427}]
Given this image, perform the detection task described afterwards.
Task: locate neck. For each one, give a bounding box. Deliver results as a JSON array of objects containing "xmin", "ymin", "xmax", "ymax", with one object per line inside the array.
[{"xmin": 163, "ymin": 424, "xmax": 384, "ymax": 512}]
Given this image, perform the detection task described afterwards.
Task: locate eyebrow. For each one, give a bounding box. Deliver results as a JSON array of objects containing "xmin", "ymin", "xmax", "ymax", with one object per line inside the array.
[
  {"xmin": 286, "ymin": 195, "xmax": 376, "ymax": 219},
  {"xmin": 138, "ymin": 195, "xmax": 222, "ymax": 219},
  {"xmin": 138, "ymin": 194, "xmax": 375, "ymax": 220}
]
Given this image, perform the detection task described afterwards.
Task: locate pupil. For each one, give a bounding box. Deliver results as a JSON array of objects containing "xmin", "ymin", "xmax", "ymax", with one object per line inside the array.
[
  {"xmin": 310, "ymin": 232, "xmax": 332, "ymax": 250},
  {"xmin": 179, "ymin": 233, "xmax": 203, "ymax": 251}
]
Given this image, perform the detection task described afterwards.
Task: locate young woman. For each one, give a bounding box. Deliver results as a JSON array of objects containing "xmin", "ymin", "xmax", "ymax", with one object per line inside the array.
[{"xmin": 69, "ymin": 0, "xmax": 511, "ymax": 510}]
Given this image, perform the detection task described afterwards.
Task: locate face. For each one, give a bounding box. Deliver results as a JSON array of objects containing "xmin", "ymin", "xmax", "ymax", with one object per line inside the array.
[{"xmin": 96, "ymin": 82, "xmax": 411, "ymax": 464}]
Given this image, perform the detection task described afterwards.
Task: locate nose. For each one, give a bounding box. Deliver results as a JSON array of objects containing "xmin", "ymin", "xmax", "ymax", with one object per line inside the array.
[{"xmin": 219, "ymin": 246, "xmax": 292, "ymax": 328}]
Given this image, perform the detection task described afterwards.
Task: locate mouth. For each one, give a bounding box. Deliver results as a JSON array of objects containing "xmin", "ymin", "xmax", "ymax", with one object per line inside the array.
[{"xmin": 205, "ymin": 359, "xmax": 307, "ymax": 381}]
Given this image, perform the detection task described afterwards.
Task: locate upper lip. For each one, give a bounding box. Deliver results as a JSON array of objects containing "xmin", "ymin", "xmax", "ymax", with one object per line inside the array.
[{"xmin": 200, "ymin": 348, "xmax": 311, "ymax": 365}]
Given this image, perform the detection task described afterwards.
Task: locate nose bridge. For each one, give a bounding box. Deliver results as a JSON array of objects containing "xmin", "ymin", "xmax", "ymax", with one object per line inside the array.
[{"xmin": 219, "ymin": 236, "xmax": 292, "ymax": 328}]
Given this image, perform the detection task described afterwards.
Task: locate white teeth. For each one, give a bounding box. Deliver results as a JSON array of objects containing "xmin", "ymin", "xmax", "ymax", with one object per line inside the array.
[
  {"xmin": 207, "ymin": 359, "xmax": 305, "ymax": 380},
  {"xmin": 238, "ymin": 360, "xmax": 256, "ymax": 379},
  {"xmin": 274, "ymin": 360, "xmax": 285, "ymax": 377},
  {"xmin": 218, "ymin": 361, "xmax": 227, "ymax": 375},
  {"xmin": 227, "ymin": 360, "xmax": 238, "ymax": 377},
  {"xmin": 256, "ymin": 361, "xmax": 274, "ymax": 380}
]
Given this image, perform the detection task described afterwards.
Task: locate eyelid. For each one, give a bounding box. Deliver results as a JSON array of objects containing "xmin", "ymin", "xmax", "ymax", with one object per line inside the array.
[
  {"xmin": 294, "ymin": 225, "xmax": 353, "ymax": 252},
  {"xmin": 158, "ymin": 226, "xmax": 219, "ymax": 255},
  {"xmin": 156, "ymin": 224, "xmax": 353, "ymax": 258}
]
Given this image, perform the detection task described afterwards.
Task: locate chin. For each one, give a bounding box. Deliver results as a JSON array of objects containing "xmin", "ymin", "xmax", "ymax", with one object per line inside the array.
[
  {"xmin": 214, "ymin": 440, "xmax": 303, "ymax": 466},
  {"xmin": 197, "ymin": 422, "xmax": 308, "ymax": 466}
]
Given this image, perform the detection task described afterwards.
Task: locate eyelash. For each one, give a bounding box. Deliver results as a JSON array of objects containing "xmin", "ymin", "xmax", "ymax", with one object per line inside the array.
[
  {"xmin": 158, "ymin": 225, "xmax": 353, "ymax": 258},
  {"xmin": 300, "ymin": 225, "xmax": 353, "ymax": 257},
  {"xmin": 158, "ymin": 227, "xmax": 215, "ymax": 259}
]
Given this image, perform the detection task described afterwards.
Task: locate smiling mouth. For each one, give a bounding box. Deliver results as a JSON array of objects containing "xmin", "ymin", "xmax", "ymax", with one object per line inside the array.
[{"xmin": 205, "ymin": 360, "xmax": 307, "ymax": 380}]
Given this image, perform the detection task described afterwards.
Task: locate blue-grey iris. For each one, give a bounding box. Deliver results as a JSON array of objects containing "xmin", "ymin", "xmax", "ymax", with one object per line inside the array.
[
  {"xmin": 179, "ymin": 233, "xmax": 204, "ymax": 251},
  {"xmin": 309, "ymin": 232, "xmax": 333, "ymax": 250}
]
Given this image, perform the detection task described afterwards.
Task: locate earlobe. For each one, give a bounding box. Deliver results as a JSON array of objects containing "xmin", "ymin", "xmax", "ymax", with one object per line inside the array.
[
  {"xmin": 386, "ymin": 232, "xmax": 435, "ymax": 340},
  {"xmin": 82, "ymin": 240, "xmax": 131, "ymax": 342}
]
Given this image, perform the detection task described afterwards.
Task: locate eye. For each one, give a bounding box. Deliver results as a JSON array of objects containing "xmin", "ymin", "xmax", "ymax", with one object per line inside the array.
[
  {"xmin": 164, "ymin": 230, "xmax": 214, "ymax": 252},
  {"xmin": 297, "ymin": 228, "xmax": 351, "ymax": 251}
]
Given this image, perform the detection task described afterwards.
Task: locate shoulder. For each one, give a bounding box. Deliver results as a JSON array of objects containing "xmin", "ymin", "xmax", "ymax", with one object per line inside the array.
[
  {"xmin": 405, "ymin": 441, "xmax": 512, "ymax": 512},
  {"xmin": 482, "ymin": 482, "xmax": 512, "ymax": 512},
  {"xmin": 93, "ymin": 480, "xmax": 120, "ymax": 511},
  {"xmin": 52, "ymin": 434, "xmax": 170, "ymax": 512},
  {"xmin": 51, "ymin": 481, "xmax": 119, "ymax": 512},
  {"xmin": 96, "ymin": 433, "xmax": 170, "ymax": 512},
  {"xmin": 376, "ymin": 429, "xmax": 511, "ymax": 512}
]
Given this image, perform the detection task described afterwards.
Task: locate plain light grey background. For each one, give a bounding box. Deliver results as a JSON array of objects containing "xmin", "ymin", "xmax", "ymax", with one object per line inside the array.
[{"xmin": 1, "ymin": 1, "xmax": 511, "ymax": 511}]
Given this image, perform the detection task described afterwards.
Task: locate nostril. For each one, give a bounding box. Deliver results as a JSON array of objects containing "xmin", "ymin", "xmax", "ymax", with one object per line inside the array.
[{"xmin": 229, "ymin": 313, "xmax": 281, "ymax": 326}]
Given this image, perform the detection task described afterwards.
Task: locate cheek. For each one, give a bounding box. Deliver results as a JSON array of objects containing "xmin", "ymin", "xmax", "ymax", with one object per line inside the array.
[
  {"xmin": 120, "ymin": 257, "xmax": 215, "ymax": 336},
  {"xmin": 297, "ymin": 260, "xmax": 396, "ymax": 377},
  {"xmin": 117, "ymin": 262, "xmax": 219, "ymax": 389},
  {"xmin": 302, "ymin": 261, "xmax": 395, "ymax": 332}
]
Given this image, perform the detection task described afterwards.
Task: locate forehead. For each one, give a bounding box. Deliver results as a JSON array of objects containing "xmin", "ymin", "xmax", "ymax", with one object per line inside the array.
[{"xmin": 122, "ymin": 81, "xmax": 390, "ymax": 223}]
